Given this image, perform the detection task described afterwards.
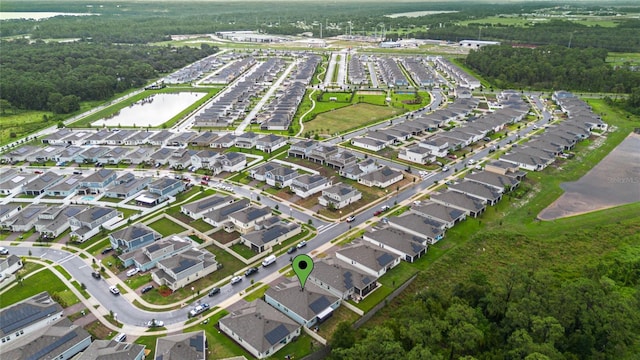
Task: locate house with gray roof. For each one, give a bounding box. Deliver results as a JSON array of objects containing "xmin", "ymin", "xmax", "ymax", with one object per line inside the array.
[
  {"xmin": 228, "ymin": 206, "xmax": 272, "ymax": 234},
  {"xmin": 2, "ymin": 146, "xmax": 40, "ymax": 164},
  {"xmin": 430, "ymin": 190, "xmax": 486, "ymax": 218},
  {"xmin": 358, "ymin": 166, "xmax": 403, "ymax": 188},
  {"xmin": 240, "ymin": 220, "xmax": 301, "ymax": 253},
  {"xmin": 126, "ymin": 147, "xmax": 156, "ymax": 165},
  {"xmin": 307, "ymin": 144, "xmax": 339, "ymax": 165},
  {"xmin": 123, "ymin": 130, "xmax": 155, "ymax": 146},
  {"xmin": 388, "ymin": 213, "xmax": 447, "ymax": 244},
  {"xmin": 363, "ymin": 228, "xmax": 427, "ymax": 263},
  {"xmin": 70, "ymin": 206, "xmax": 122, "ymax": 242},
  {"xmin": 151, "ymin": 247, "xmax": 219, "ymax": 291},
  {"xmin": 465, "ymin": 171, "xmax": 520, "ymax": 192},
  {"xmin": 214, "ymin": 152, "xmax": 246, "ymax": 173},
  {"xmin": 290, "ymin": 174, "xmax": 331, "ymax": 198},
  {"xmin": 150, "ymin": 148, "xmax": 174, "ymax": 165},
  {"xmin": 181, "ymin": 194, "xmax": 234, "ymax": 220},
  {"xmin": 41, "ymin": 128, "xmax": 73, "ymax": 145},
  {"xmin": 449, "ymin": 180, "xmax": 502, "ymax": 206},
  {"xmin": 2, "ymin": 204, "xmax": 48, "ymax": 232},
  {"xmin": 104, "ymin": 129, "xmax": 138, "ymax": 145},
  {"xmin": 350, "ymin": 137, "xmax": 386, "ymax": 152},
  {"xmin": 22, "ymin": 172, "xmax": 64, "ymax": 196},
  {"xmin": 202, "ymin": 198, "xmax": 250, "ymax": 227},
  {"xmin": 249, "ymin": 162, "xmax": 282, "ymax": 182},
  {"xmin": 79, "ymin": 169, "xmax": 117, "ymax": 193},
  {"xmin": 35, "ymin": 205, "xmax": 87, "ymax": 239},
  {"xmin": 104, "ymin": 175, "xmax": 152, "ymax": 199},
  {"xmin": 167, "ymin": 131, "xmax": 196, "ymax": 147},
  {"xmin": 265, "ymin": 166, "xmax": 299, "ymax": 188},
  {"xmin": 308, "ymin": 257, "xmax": 378, "ymax": 300},
  {"xmin": 45, "ymin": 175, "xmax": 83, "ymax": 197},
  {"xmin": 190, "ymin": 131, "xmax": 218, "ymax": 147},
  {"xmin": 411, "ymin": 201, "xmax": 466, "ymax": 228},
  {"xmin": 235, "ymin": 131, "xmax": 260, "ymax": 148},
  {"xmin": 288, "ymin": 139, "xmax": 317, "ymax": 158},
  {"xmin": 26, "ymin": 146, "xmax": 65, "ymax": 164},
  {"xmin": 484, "ymin": 160, "xmax": 527, "ymax": 180},
  {"xmin": 500, "ymin": 151, "xmax": 548, "ymax": 171},
  {"xmin": 54, "ymin": 146, "xmax": 85, "ymax": 164},
  {"xmin": 0, "ymin": 255, "xmax": 23, "ymax": 285},
  {"xmin": 265, "ymin": 278, "xmax": 341, "ymax": 328},
  {"xmin": 336, "ymin": 240, "xmax": 401, "ymax": 277},
  {"xmin": 85, "ymin": 129, "xmax": 113, "ymax": 145},
  {"xmin": 76, "ymin": 339, "xmax": 145, "ymax": 360},
  {"xmin": 256, "ymin": 134, "xmax": 287, "ymax": 153},
  {"xmin": 339, "ymin": 158, "xmax": 379, "ymax": 181},
  {"xmin": 399, "ymin": 144, "xmax": 436, "ymax": 165},
  {"xmin": 97, "ymin": 146, "xmax": 134, "ymax": 165},
  {"xmin": 74, "ymin": 146, "xmax": 110, "ymax": 164},
  {"xmin": 326, "ymin": 151, "xmax": 357, "ymax": 171},
  {"xmin": 148, "ymin": 130, "xmax": 174, "ymax": 146},
  {"xmin": 366, "ymin": 131, "xmax": 399, "ymax": 146},
  {"xmin": 190, "ymin": 150, "xmax": 220, "ymax": 170},
  {"xmin": 144, "ymin": 177, "xmax": 185, "ymax": 203},
  {"xmin": 167, "ymin": 149, "xmax": 196, "ymax": 169},
  {"xmin": 210, "ymin": 133, "xmax": 236, "ymax": 148},
  {"xmin": 119, "ymin": 235, "xmax": 192, "ymax": 271},
  {"xmin": 219, "ymin": 299, "xmax": 301, "ymax": 359},
  {"xmin": 154, "ymin": 331, "xmax": 206, "ymax": 360},
  {"xmin": 319, "ymin": 183, "xmax": 362, "ymax": 210},
  {"xmin": 0, "ymin": 203, "xmax": 22, "ymax": 223},
  {"xmin": 109, "ymin": 223, "xmax": 162, "ymax": 253},
  {"xmin": 0, "ymin": 317, "xmax": 91, "ymax": 360},
  {"xmin": 0, "ymin": 291, "xmax": 64, "ymax": 343}
]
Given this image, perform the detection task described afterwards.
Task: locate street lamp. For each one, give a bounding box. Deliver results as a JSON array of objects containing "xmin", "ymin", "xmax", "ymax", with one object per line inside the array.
[{"xmin": 191, "ymin": 286, "xmax": 195, "ymax": 300}]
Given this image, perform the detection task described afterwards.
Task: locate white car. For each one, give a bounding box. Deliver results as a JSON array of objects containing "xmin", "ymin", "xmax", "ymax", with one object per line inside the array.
[
  {"xmin": 0, "ymin": 247, "xmax": 8, "ymax": 255},
  {"xmin": 147, "ymin": 320, "xmax": 164, "ymax": 328},
  {"xmin": 126, "ymin": 268, "xmax": 140, "ymax": 277},
  {"xmin": 109, "ymin": 286, "xmax": 120, "ymax": 295},
  {"xmin": 230, "ymin": 276, "xmax": 243, "ymax": 285}
]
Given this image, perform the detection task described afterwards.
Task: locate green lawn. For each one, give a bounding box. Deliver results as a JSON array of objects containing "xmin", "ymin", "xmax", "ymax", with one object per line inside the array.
[
  {"xmin": 182, "ymin": 310, "xmax": 254, "ymax": 359},
  {"xmin": 1, "ymin": 269, "xmax": 80, "ymax": 308},
  {"xmin": 0, "ymin": 110, "xmax": 54, "ymax": 146},
  {"xmin": 243, "ymin": 284, "xmax": 269, "ymax": 302},
  {"xmin": 147, "ymin": 218, "xmax": 187, "ymax": 237},
  {"xmin": 124, "ymin": 273, "xmax": 152, "ymax": 291},
  {"xmin": 273, "ymin": 333, "xmax": 317, "ymax": 359},
  {"xmin": 304, "ymin": 103, "xmax": 404, "ymax": 136},
  {"xmin": 229, "ymin": 243, "xmax": 257, "ymax": 260}
]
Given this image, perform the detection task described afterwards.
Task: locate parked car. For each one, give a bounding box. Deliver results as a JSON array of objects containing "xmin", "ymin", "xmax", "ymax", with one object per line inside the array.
[
  {"xmin": 200, "ymin": 180, "xmax": 208, "ymax": 185},
  {"xmin": 381, "ymin": 205, "xmax": 390, "ymax": 211},
  {"xmin": 126, "ymin": 268, "xmax": 140, "ymax": 277},
  {"xmin": 146, "ymin": 319, "xmax": 164, "ymax": 328},
  {"xmin": 244, "ymin": 267, "xmax": 259, "ymax": 277},
  {"xmin": 373, "ymin": 210, "xmax": 382, "ymax": 216},
  {"xmin": 34, "ymin": 170, "xmax": 43, "ymax": 174},
  {"xmin": 141, "ymin": 285, "xmax": 154, "ymax": 294},
  {"xmin": 488, "ymin": 146, "xmax": 497, "ymax": 153},
  {"xmin": 447, "ymin": 154, "xmax": 457, "ymax": 159},
  {"xmin": 0, "ymin": 247, "xmax": 9, "ymax": 255},
  {"xmin": 188, "ymin": 303, "xmax": 210, "ymax": 318},
  {"xmin": 296, "ymin": 241, "xmax": 307, "ymax": 249},
  {"xmin": 346, "ymin": 216, "xmax": 356, "ymax": 223},
  {"xmin": 483, "ymin": 137, "xmax": 491, "ymax": 141},
  {"xmin": 109, "ymin": 286, "xmax": 120, "ymax": 295},
  {"xmin": 208, "ymin": 287, "xmax": 221, "ymax": 297},
  {"xmin": 442, "ymin": 166, "xmax": 450, "ymax": 172},
  {"xmin": 91, "ymin": 271, "xmax": 101, "ymax": 279},
  {"xmin": 73, "ymin": 170, "xmax": 83, "ymax": 175},
  {"xmin": 230, "ymin": 276, "xmax": 243, "ymax": 285},
  {"xmin": 287, "ymin": 246, "xmax": 297, "ymax": 254},
  {"xmin": 101, "ymin": 247, "xmax": 113, "ymax": 255}
]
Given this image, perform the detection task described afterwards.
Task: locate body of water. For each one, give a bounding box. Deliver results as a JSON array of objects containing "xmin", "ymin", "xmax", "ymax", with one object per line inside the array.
[
  {"xmin": 0, "ymin": 12, "xmax": 97, "ymax": 20},
  {"xmin": 91, "ymin": 92, "xmax": 205, "ymax": 128},
  {"xmin": 385, "ymin": 10, "xmax": 458, "ymax": 18}
]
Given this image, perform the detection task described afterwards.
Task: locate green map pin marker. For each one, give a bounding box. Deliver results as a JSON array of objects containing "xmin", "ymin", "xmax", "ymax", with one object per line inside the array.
[{"xmin": 292, "ymin": 254, "xmax": 314, "ymax": 290}]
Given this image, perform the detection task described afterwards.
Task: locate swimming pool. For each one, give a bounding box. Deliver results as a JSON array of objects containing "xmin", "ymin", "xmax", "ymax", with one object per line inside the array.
[{"xmin": 81, "ymin": 196, "xmax": 95, "ymax": 201}]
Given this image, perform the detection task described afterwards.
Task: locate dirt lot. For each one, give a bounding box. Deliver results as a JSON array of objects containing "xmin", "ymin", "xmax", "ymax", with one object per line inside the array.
[{"xmin": 538, "ymin": 133, "xmax": 640, "ymax": 220}]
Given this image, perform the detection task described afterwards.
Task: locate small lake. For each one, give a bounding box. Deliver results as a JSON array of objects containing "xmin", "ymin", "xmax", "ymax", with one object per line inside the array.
[
  {"xmin": 538, "ymin": 132, "xmax": 640, "ymax": 220},
  {"xmin": 91, "ymin": 92, "xmax": 205, "ymax": 128},
  {"xmin": 385, "ymin": 10, "xmax": 459, "ymax": 18},
  {"xmin": 0, "ymin": 12, "xmax": 97, "ymax": 20}
]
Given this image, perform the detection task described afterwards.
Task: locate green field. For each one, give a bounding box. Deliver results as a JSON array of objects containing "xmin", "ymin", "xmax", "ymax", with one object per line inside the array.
[
  {"xmin": 606, "ymin": 52, "xmax": 640, "ymax": 67},
  {"xmin": 147, "ymin": 218, "xmax": 187, "ymax": 237},
  {"xmin": 0, "ymin": 111, "xmax": 52, "ymax": 146},
  {"xmin": 0, "ymin": 269, "xmax": 80, "ymax": 308},
  {"xmin": 304, "ymin": 103, "xmax": 403, "ymax": 135},
  {"xmin": 457, "ymin": 16, "xmax": 621, "ymax": 28}
]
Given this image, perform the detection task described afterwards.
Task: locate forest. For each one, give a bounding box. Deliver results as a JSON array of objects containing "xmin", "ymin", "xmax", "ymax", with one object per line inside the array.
[
  {"xmin": 329, "ymin": 223, "xmax": 640, "ymax": 360},
  {"xmin": 0, "ymin": 41, "xmax": 218, "ymax": 113},
  {"xmin": 464, "ymin": 45, "xmax": 640, "ymax": 94}
]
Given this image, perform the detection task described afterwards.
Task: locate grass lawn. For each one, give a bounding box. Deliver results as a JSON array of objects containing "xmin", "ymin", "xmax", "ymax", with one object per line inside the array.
[
  {"xmin": 243, "ymin": 284, "xmax": 269, "ymax": 302},
  {"xmin": 229, "ymin": 243, "xmax": 257, "ymax": 260},
  {"xmin": 147, "ymin": 218, "xmax": 187, "ymax": 237},
  {"xmin": 86, "ymin": 320, "xmax": 116, "ymax": 340},
  {"xmin": 191, "ymin": 218, "xmax": 214, "ymax": 232},
  {"xmin": 0, "ymin": 110, "xmax": 54, "ymax": 146},
  {"xmin": 317, "ymin": 306, "xmax": 361, "ymax": 340},
  {"xmin": 273, "ymin": 333, "xmax": 318, "ymax": 359},
  {"xmin": 124, "ymin": 273, "xmax": 152, "ymax": 291},
  {"xmin": 86, "ymin": 238, "xmax": 112, "ymax": 255},
  {"xmin": 304, "ymin": 103, "xmax": 403, "ymax": 136},
  {"xmin": 1, "ymin": 269, "xmax": 80, "ymax": 308},
  {"xmin": 349, "ymin": 285, "xmax": 394, "ymax": 313},
  {"xmin": 182, "ymin": 310, "xmax": 254, "ymax": 359}
]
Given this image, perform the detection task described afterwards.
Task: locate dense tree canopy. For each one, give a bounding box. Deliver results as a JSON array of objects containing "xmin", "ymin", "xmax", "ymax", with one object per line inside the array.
[
  {"xmin": 0, "ymin": 41, "xmax": 217, "ymax": 112},
  {"xmin": 464, "ymin": 45, "xmax": 640, "ymax": 93}
]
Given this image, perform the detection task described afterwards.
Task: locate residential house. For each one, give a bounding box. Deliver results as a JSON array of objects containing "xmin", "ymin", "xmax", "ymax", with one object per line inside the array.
[
  {"xmin": 202, "ymin": 199, "xmax": 250, "ymax": 227},
  {"xmin": 151, "ymin": 247, "xmax": 219, "ymax": 291},
  {"xmin": 219, "ymin": 299, "xmax": 301, "ymax": 359},
  {"xmin": 249, "ymin": 162, "xmax": 282, "ymax": 182},
  {"xmin": 0, "ymin": 204, "xmax": 22, "ymax": 223},
  {"xmin": 430, "ymin": 190, "xmax": 486, "ymax": 218},
  {"xmin": 79, "ymin": 169, "xmax": 117, "ymax": 194},
  {"xmin": 154, "ymin": 331, "xmax": 206, "ymax": 360},
  {"xmin": 290, "ymin": 174, "xmax": 331, "ymax": 198},
  {"xmin": 137, "ymin": 177, "xmax": 185, "ymax": 205},
  {"xmin": 56, "ymin": 129, "xmax": 90, "ymax": 146},
  {"xmin": 411, "ymin": 202, "xmax": 466, "ymax": 228},
  {"xmin": 362, "ymin": 228, "xmax": 427, "ymax": 263},
  {"xmin": 388, "ymin": 213, "xmax": 447, "ymax": 244},
  {"xmin": 104, "ymin": 130, "xmax": 137, "ymax": 146},
  {"xmin": 149, "ymin": 148, "xmax": 174, "ymax": 166},
  {"xmin": 499, "ymin": 151, "xmax": 547, "ymax": 171},
  {"xmin": 265, "ymin": 279, "xmax": 341, "ymax": 328},
  {"xmin": 240, "ymin": 220, "xmax": 301, "ymax": 253},
  {"xmin": 41, "ymin": 129, "xmax": 73, "ymax": 145},
  {"xmin": 308, "ymin": 258, "xmax": 378, "ymax": 300},
  {"xmin": 85, "ymin": 130, "xmax": 113, "ymax": 145},
  {"xmin": 75, "ymin": 146, "xmax": 110, "ymax": 164},
  {"xmin": 123, "ymin": 131, "xmax": 154, "ymax": 146},
  {"xmin": 76, "ymin": 339, "xmax": 146, "ymax": 360},
  {"xmin": 288, "ymin": 139, "xmax": 317, "ymax": 159},
  {"xmin": 326, "ymin": 151, "xmax": 357, "ymax": 171},
  {"xmin": 181, "ymin": 195, "xmax": 234, "ymax": 220},
  {"xmin": 0, "ymin": 317, "xmax": 91, "ymax": 360},
  {"xmin": 419, "ymin": 137, "xmax": 450, "ymax": 157},
  {"xmin": 0, "ymin": 292, "xmax": 64, "ymax": 344},
  {"xmin": 339, "ymin": 159, "xmax": 379, "ymax": 181},
  {"xmin": 448, "ymin": 180, "xmax": 503, "ymax": 206},
  {"xmin": 335, "ymin": 240, "xmax": 401, "ymax": 277},
  {"xmin": 23, "ymin": 172, "xmax": 64, "ymax": 196},
  {"xmin": 54, "ymin": 146, "xmax": 85, "ymax": 164},
  {"xmin": 307, "ymin": 144, "xmax": 338, "ymax": 165},
  {"xmin": 26, "ymin": 146, "xmax": 65, "ymax": 164},
  {"xmin": 104, "ymin": 174, "xmax": 152, "ymax": 199},
  {"xmin": 148, "ymin": 130, "xmax": 174, "ymax": 146},
  {"xmin": 3, "ymin": 204, "xmax": 48, "ymax": 232},
  {"xmin": 0, "ymin": 255, "xmax": 23, "ymax": 286},
  {"xmin": 318, "ymin": 183, "xmax": 362, "ymax": 210},
  {"xmin": 168, "ymin": 149, "xmax": 195, "ymax": 170},
  {"xmin": 256, "ymin": 134, "xmax": 287, "ymax": 153},
  {"xmin": 190, "ymin": 150, "xmax": 220, "ymax": 170},
  {"xmin": 190, "ymin": 131, "xmax": 218, "ymax": 147},
  {"xmin": 69, "ymin": 206, "xmax": 122, "ymax": 242},
  {"xmin": 365, "ymin": 131, "xmax": 399, "ymax": 146},
  {"xmin": 35, "ymin": 205, "xmax": 87, "ymax": 239},
  {"xmin": 120, "ymin": 235, "xmax": 192, "ymax": 271},
  {"xmin": 265, "ymin": 166, "xmax": 299, "ymax": 188},
  {"xmin": 358, "ymin": 166, "xmax": 403, "ymax": 188},
  {"xmin": 126, "ymin": 147, "xmax": 156, "ymax": 165},
  {"xmin": 484, "ymin": 160, "xmax": 527, "ymax": 180},
  {"xmin": 2, "ymin": 146, "xmax": 40, "ymax": 163},
  {"xmin": 214, "ymin": 152, "xmax": 246, "ymax": 173},
  {"xmin": 465, "ymin": 171, "xmax": 520, "ymax": 192},
  {"xmin": 235, "ymin": 132, "xmax": 260, "ymax": 149},
  {"xmin": 109, "ymin": 223, "xmax": 162, "ymax": 253},
  {"xmin": 398, "ymin": 144, "xmax": 436, "ymax": 165},
  {"xmin": 44, "ymin": 175, "xmax": 83, "ymax": 197},
  {"xmin": 96, "ymin": 147, "xmax": 133, "ymax": 165},
  {"xmin": 228, "ymin": 206, "xmax": 272, "ymax": 234},
  {"xmin": 167, "ymin": 131, "xmax": 196, "ymax": 147},
  {"xmin": 210, "ymin": 133, "xmax": 236, "ymax": 148},
  {"xmin": 350, "ymin": 137, "xmax": 385, "ymax": 152}
]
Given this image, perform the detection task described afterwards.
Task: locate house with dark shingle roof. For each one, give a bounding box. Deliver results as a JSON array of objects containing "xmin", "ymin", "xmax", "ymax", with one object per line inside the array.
[
  {"xmin": 265, "ymin": 166, "xmax": 299, "ymax": 188},
  {"xmin": 109, "ymin": 223, "xmax": 162, "ymax": 253},
  {"xmin": 241, "ymin": 220, "xmax": 301, "ymax": 253},
  {"xmin": 119, "ymin": 235, "xmax": 193, "ymax": 271},
  {"xmin": 181, "ymin": 194, "xmax": 234, "ymax": 220},
  {"xmin": 265, "ymin": 278, "xmax": 341, "ymax": 328},
  {"xmin": 358, "ymin": 166, "xmax": 403, "ymax": 188},
  {"xmin": 448, "ymin": 180, "xmax": 503, "ymax": 206},
  {"xmin": 3, "ymin": 204, "xmax": 48, "ymax": 232},
  {"xmin": 411, "ymin": 202, "xmax": 466, "ymax": 228},
  {"xmin": 228, "ymin": 206, "xmax": 272, "ymax": 234},
  {"xmin": 308, "ymin": 258, "xmax": 378, "ymax": 300},
  {"xmin": 0, "ymin": 291, "xmax": 64, "ymax": 343},
  {"xmin": 219, "ymin": 299, "xmax": 301, "ymax": 359},
  {"xmin": 290, "ymin": 174, "xmax": 331, "ymax": 198},
  {"xmin": 336, "ymin": 240, "xmax": 401, "ymax": 277},
  {"xmin": 318, "ymin": 183, "xmax": 362, "ymax": 210},
  {"xmin": 202, "ymin": 198, "xmax": 250, "ymax": 227},
  {"xmin": 35, "ymin": 205, "xmax": 88, "ymax": 238},
  {"xmin": 362, "ymin": 228, "xmax": 427, "ymax": 263},
  {"xmin": 430, "ymin": 190, "xmax": 486, "ymax": 218},
  {"xmin": 388, "ymin": 213, "xmax": 447, "ymax": 245},
  {"xmin": 154, "ymin": 331, "xmax": 206, "ymax": 360},
  {"xmin": 465, "ymin": 171, "xmax": 520, "ymax": 192},
  {"xmin": 22, "ymin": 171, "xmax": 65, "ymax": 196},
  {"xmin": 70, "ymin": 206, "xmax": 122, "ymax": 242},
  {"xmin": 79, "ymin": 169, "xmax": 117, "ymax": 193},
  {"xmin": 76, "ymin": 339, "xmax": 145, "ymax": 360},
  {"xmin": 152, "ymin": 248, "xmax": 219, "ymax": 291},
  {"xmin": 256, "ymin": 134, "xmax": 287, "ymax": 153}
]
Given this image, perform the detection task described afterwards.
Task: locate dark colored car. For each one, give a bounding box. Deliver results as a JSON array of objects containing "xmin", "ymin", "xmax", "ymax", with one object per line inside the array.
[
  {"xmin": 373, "ymin": 210, "xmax": 382, "ymax": 216},
  {"xmin": 287, "ymin": 246, "xmax": 297, "ymax": 254},
  {"xmin": 141, "ymin": 285, "xmax": 154, "ymax": 294},
  {"xmin": 208, "ymin": 287, "xmax": 221, "ymax": 297},
  {"xmin": 101, "ymin": 247, "xmax": 113, "ymax": 255},
  {"xmin": 91, "ymin": 271, "xmax": 101, "ymax": 279},
  {"xmin": 245, "ymin": 267, "xmax": 259, "ymax": 277}
]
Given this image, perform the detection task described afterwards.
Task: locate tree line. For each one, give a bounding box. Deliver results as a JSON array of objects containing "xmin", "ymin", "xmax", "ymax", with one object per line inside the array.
[
  {"xmin": 329, "ymin": 226, "xmax": 640, "ymax": 360},
  {"xmin": 0, "ymin": 41, "xmax": 218, "ymax": 113},
  {"xmin": 464, "ymin": 45, "xmax": 640, "ymax": 95}
]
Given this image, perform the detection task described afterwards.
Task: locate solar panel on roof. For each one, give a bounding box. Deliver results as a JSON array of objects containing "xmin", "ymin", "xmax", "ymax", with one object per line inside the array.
[
  {"xmin": 343, "ymin": 271, "xmax": 353, "ymax": 289},
  {"xmin": 91, "ymin": 208, "xmax": 111, "ymax": 220},
  {"xmin": 65, "ymin": 207, "xmax": 83, "ymax": 217},
  {"xmin": 377, "ymin": 253, "xmax": 394, "ymax": 267},
  {"xmin": 41, "ymin": 174, "xmax": 53, "ymax": 182},
  {"xmin": 190, "ymin": 334, "xmax": 205, "ymax": 352},
  {"xmin": 362, "ymin": 276, "xmax": 373, "ymax": 285},
  {"xmin": 309, "ymin": 296, "xmax": 331, "ymax": 314},
  {"xmin": 22, "ymin": 208, "xmax": 40, "ymax": 218},
  {"xmin": 264, "ymin": 324, "xmax": 290, "ymax": 346},
  {"xmin": 0, "ymin": 304, "xmax": 59, "ymax": 335},
  {"xmin": 27, "ymin": 331, "xmax": 78, "ymax": 360},
  {"xmin": 172, "ymin": 258, "xmax": 198, "ymax": 273}
]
